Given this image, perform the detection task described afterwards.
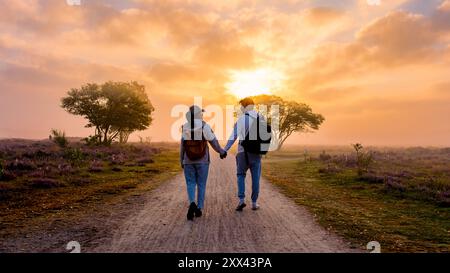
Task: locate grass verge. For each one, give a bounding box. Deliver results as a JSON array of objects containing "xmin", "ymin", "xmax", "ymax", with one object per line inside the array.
[{"xmin": 263, "ymin": 157, "xmax": 450, "ymax": 252}]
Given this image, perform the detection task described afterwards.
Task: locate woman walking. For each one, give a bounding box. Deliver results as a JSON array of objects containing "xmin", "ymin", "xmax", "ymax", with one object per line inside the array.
[{"xmin": 180, "ymin": 105, "xmax": 227, "ymax": 221}]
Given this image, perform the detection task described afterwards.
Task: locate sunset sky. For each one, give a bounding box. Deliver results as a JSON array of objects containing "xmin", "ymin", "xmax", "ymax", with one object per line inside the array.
[{"xmin": 1, "ymin": 0, "xmax": 450, "ymax": 146}]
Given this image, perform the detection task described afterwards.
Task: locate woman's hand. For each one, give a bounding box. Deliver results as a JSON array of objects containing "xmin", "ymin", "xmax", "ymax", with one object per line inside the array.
[{"xmin": 220, "ymin": 151, "xmax": 227, "ymax": 159}]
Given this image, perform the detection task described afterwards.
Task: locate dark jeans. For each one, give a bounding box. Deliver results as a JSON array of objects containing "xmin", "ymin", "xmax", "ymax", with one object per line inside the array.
[{"xmin": 236, "ymin": 152, "xmax": 261, "ymax": 203}]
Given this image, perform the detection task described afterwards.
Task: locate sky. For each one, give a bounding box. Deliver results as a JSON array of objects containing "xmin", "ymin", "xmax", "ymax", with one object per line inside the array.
[{"xmin": 0, "ymin": 0, "xmax": 450, "ymax": 146}]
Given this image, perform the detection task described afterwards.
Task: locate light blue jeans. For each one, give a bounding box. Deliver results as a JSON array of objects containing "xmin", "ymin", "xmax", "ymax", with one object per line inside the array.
[
  {"xmin": 183, "ymin": 163, "xmax": 209, "ymax": 209},
  {"xmin": 236, "ymin": 152, "xmax": 261, "ymax": 203}
]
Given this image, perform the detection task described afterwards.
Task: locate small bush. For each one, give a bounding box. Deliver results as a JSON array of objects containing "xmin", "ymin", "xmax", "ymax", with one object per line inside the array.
[
  {"xmin": 436, "ymin": 191, "xmax": 450, "ymax": 207},
  {"xmin": 318, "ymin": 164, "xmax": 341, "ymax": 174},
  {"xmin": 28, "ymin": 165, "xmax": 61, "ymax": 179},
  {"xmin": 68, "ymin": 177, "xmax": 91, "ymax": 186},
  {"xmin": 30, "ymin": 178, "xmax": 63, "ymax": 189},
  {"xmin": 109, "ymin": 153, "xmax": 127, "ymax": 165},
  {"xmin": 384, "ymin": 177, "xmax": 406, "ymax": 192},
  {"xmin": 138, "ymin": 136, "xmax": 152, "ymax": 144},
  {"xmin": 352, "ymin": 143, "xmax": 374, "ymax": 177},
  {"xmin": 64, "ymin": 148, "xmax": 85, "ymax": 166},
  {"xmin": 330, "ymin": 155, "xmax": 357, "ymax": 168},
  {"xmin": 137, "ymin": 157, "xmax": 154, "ymax": 165},
  {"xmin": 358, "ymin": 172, "xmax": 385, "ymax": 184},
  {"xmin": 6, "ymin": 159, "xmax": 36, "ymax": 171},
  {"xmin": 57, "ymin": 164, "xmax": 76, "ymax": 176},
  {"xmin": 23, "ymin": 150, "xmax": 51, "ymax": 160},
  {"xmin": 303, "ymin": 150, "xmax": 311, "ymax": 162},
  {"xmin": 95, "ymin": 151, "xmax": 107, "ymax": 160},
  {"xmin": 319, "ymin": 151, "xmax": 332, "ymax": 162},
  {"xmin": 0, "ymin": 170, "xmax": 17, "ymax": 181},
  {"xmin": 50, "ymin": 129, "xmax": 68, "ymax": 148},
  {"xmin": 88, "ymin": 161, "xmax": 104, "ymax": 173},
  {"xmin": 28, "ymin": 169, "xmax": 46, "ymax": 178},
  {"xmin": 83, "ymin": 135, "xmax": 101, "ymax": 146}
]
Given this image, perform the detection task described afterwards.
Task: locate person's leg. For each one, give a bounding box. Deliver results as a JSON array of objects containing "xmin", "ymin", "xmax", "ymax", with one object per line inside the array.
[
  {"xmin": 184, "ymin": 164, "xmax": 198, "ymax": 220},
  {"xmin": 249, "ymin": 154, "xmax": 262, "ymax": 205},
  {"xmin": 236, "ymin": 152, "xmax": 249, "ymax": 206},
  {"xmin": 196, "ymin": 163, "xmax": 210, "ymax": 209},
  {"xmin": 183, "ymin": 164, "xmax": 196, "ymax": 205}
]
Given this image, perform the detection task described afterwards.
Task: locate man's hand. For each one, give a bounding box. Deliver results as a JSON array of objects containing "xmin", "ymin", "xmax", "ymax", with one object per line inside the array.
[{"xmin": 220, "ymin": 151, "xmax": 227, "ymax": 159}]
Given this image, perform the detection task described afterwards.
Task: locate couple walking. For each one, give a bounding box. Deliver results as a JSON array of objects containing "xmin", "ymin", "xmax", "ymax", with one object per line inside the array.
[{"xmin": 180, "ymin": 97, "xmax": 270, "ymax": 221}]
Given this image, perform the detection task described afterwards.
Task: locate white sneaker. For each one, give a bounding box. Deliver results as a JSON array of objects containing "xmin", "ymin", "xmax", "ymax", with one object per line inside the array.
[{"xmin": 251, "ymin": 203, "xmax": 260, "ymax": 210}]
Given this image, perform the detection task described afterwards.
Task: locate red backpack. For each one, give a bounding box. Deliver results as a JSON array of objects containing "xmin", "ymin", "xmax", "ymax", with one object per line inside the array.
[{"xmin": 183, "ymin": 115, "xmax": 207, "ymax": 160}]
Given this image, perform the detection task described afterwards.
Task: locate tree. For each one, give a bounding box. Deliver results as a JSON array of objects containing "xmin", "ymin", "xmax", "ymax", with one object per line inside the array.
[
  {"xmin": 250, "ymin": 95, "xmax": 325, "ymax": 150},
  {"xmin": 61, "ymin": 81, "xmax": 154, "ymax": 145}
]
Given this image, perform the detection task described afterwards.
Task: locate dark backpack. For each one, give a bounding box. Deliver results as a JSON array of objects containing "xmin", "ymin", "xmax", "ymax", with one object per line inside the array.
[
  {"xmin": 183, "ymin": 114, "xmax": 207, "ymax": 160},
  {"xmin": 241, "ymin": 113, "xmax": 272, "ymax": 155}
]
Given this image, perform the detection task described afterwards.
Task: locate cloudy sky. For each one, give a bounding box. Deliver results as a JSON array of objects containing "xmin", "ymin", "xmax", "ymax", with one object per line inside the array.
[{"xmin": 1, "ymin": 0, "xmax": 450, "ymax": 146}]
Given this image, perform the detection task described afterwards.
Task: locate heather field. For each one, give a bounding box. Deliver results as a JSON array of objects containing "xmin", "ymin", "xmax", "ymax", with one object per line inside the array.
[
  {"xmin": 0, "ymin": 139, "xmax": 180, "ymax": 251},
  {"xmin": 263, "ymin": 145, "xmax": 450, "ymax": 252}
]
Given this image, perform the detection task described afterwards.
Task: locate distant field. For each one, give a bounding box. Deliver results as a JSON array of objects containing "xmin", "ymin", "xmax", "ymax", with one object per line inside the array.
[
  {"xmin": 0, "ymin": 139, "xmax": 180, "ymax": 244},
  {"xmin": 263, "ymin": 145, "xmax": 450, "ymax": 252}
]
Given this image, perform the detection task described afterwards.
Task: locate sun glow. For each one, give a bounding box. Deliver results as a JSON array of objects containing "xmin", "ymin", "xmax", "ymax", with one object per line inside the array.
[{"xmin": 226, "ymin": 68, "xmax": 285, "ymax": 99}]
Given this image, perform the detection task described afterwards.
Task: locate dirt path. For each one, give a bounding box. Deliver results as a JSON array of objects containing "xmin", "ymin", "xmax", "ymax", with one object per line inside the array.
[{"xmin": 92, "ymin": 153, "xmax": 357, "ymax": 253}]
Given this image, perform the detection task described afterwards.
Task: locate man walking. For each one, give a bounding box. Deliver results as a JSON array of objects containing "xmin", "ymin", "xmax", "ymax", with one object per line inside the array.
[{"xmin": 223, "ymin": 97, "xmax": 267, "ymax": 211}]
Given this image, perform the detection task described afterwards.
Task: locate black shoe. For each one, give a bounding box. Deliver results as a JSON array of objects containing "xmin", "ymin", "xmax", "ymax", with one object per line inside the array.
[
  {"xmin": 194, "ymin": 208, "xmax": 202, "ymax": 217},
  {"xmin": 235, "ymin": 203, "xmax": 246, "ymax": 211},
  {"xmin": 187, "ymin": 202, "xmax": 197, "ymax": 221}
]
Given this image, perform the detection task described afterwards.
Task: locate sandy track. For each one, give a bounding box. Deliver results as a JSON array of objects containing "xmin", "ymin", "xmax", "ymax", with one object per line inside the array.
[{"xmin": 92, "ymin": 153, "xmax": 356, "ymax": 253}]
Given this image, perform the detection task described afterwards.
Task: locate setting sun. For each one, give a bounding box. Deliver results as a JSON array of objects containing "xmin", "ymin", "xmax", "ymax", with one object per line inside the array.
[{"xmin": 226, "ymin": 68, "xmax": 285, "ymax": 99}]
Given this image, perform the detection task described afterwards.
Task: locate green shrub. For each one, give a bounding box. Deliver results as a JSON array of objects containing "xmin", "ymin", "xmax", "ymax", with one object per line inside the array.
[
  {"xmin": 352, "ymin": 143, "xmax": 374, "ymax": 176},
  {"xmin": 83, "ymin": 135, "xmax": 101, "ymax": 146},
  {"xmin": 50, "ymin": 129, "xmax": 68, "ymax": 148},
  {"xmin": 64, "ymin": 148, "xmax": 85, "ymax": 166}
]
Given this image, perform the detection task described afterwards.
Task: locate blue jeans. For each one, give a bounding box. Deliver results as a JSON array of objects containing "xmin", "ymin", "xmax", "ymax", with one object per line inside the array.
[
  {"xmin": 236, "ymin": 152, "xmax": 261, "ymax": 203},
  {"xmin": 183, "ymin": 163, "xmax": 209, "ymax": 209}
]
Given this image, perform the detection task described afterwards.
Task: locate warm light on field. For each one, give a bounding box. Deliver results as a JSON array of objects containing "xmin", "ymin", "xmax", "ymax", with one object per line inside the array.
[{"xmin": 226, "ymin": 68, "xmax": 285, "ymax": 99}]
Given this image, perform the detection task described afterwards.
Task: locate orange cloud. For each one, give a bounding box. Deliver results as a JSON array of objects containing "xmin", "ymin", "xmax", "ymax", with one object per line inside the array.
[
  {"xmin": 290, "ymin": 8, "xmax": 450, "ymax": 94},
  {"xmin": 302, "ymin": 7, "xmax": 345, "ymax": 26},
  {"xmin": 193, "ymin": 37, "xmax": 256, "ymax": 69}
]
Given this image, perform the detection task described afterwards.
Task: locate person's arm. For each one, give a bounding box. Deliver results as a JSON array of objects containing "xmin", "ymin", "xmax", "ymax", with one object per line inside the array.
[
  {"xmin": 224, "ymin": 121, "xmax": 238, "ymax": 152},
  {"xmin": 180, "ymin": 136, "xmax": 185, "ymax": 168},
  {"xmin": 204, "ymin": 124, "xmax": 225, "ymax": 155},
  {"xmin": 208, "ymin": 138, "xmax": 224, "ymax": 155}
]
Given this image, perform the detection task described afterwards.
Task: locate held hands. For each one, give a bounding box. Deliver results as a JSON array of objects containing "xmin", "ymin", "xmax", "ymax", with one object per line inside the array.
[{"xmin": 220, "ymin": 151, "xmax": 227, "ymax": 159}]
